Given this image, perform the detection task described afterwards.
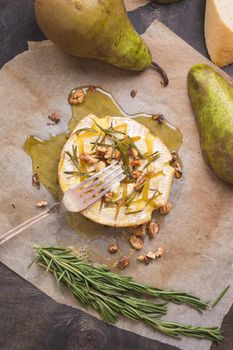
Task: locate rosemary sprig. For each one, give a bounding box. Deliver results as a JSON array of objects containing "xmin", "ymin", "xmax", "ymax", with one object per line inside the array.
[
  {"xmin": 75, "ymin": 127, "xmax": 97, "ymax": 135},
  {"xmin": 143, "ymin": 151, "xmax": 160, "ymax": 170},
  {"xmin": 31, "ymin": 247, "xmax": 223, "ymax": 342}
]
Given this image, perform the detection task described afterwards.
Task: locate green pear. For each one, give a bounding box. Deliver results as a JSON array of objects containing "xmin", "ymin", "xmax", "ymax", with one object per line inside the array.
[
  {"xmin": 188, "ymin": 64, "xmax": 233, "ymax": 184},
  {"xmin": 35, "ymin": 0, "xmax": 168, "ymax": 85}
]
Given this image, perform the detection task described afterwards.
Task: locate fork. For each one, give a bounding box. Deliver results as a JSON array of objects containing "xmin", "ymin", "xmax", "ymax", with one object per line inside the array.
[{"xmin": 0, "ymin": 162, "xmax": 125, "ymax": 245}]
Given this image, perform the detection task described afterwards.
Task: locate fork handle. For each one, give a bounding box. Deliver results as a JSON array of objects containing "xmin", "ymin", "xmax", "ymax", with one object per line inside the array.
[{"xmin": 0, "ymin": 203, "xmax": 61, "ymax": 246}]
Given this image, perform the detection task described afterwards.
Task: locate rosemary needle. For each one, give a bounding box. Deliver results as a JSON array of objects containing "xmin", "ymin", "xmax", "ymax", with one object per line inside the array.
[
  {"xmin": 31, "ymin": 246, "xmax": 223, "ymax": 342},
  {"xmin": 211, "ymin": 285, "xmax": 230, "ymax": 309}
]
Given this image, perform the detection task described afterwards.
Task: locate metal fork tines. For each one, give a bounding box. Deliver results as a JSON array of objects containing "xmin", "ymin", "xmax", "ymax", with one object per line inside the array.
[{"xmin": 0, "ymin": 162, "xmax": 125, "ymax": 245}]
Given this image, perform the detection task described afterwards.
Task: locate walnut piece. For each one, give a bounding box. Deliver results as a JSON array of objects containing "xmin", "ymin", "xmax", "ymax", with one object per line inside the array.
[
  {"xmin": 80, "ymin": 153, "xmax": 98, "ymax": 164},
  {"xmin": 32, "ymin": 173, "xmax": 40, "ymax": 189},
  {"xmin": 146, "ymin": 251, "xmax": 156, "ymax": 259},
  {"xmin": 104, "ymin": 147, "xmax": 113, "ymax": 159},
  {"xmin": 152, "ymin": 114, "xmax": 164, "ymax": 124},
  {"xmin": 130, "ymin": 89, "xmax": 138, "ymax": 98},
  {"xmin": 96, "ymin": 145, "xmax": 107, "ymax": 155},
  {"xmin": 104, "ymin": 191, "xmax": 114, "ymax": 202},
  {"xmin": 129, "ymin": 234, "xmax": 144, "ymax": 250},
  {"xmin": 131, "ymin": 170, "xmax": 142, "ymax": 179},
  {"xmin": 134, "ymin": 174, "xmax": 146, "ymax": 191},
  {"xmin": 147, "ymin": 220, "xmax": 160, "ymax": 239},
  {"xmin": 36, "ymin": 200, "xmax": 48, "ymax": 208},
  {"xmin": 48, "ymin": 112, "xmax": 60, "ymax": 124},
  {"xmin": 131, "ymin": 159, "xmax": 141, "ymax": 168},
  {"xmin": 118, "ymin": 256, "xmax": 130, "ymax": 270},
  {"xmin": 171, "ymin": 151, "xmax": 178, "ymax": 163},
  {"xmin": 155, "ymin": 247, "xmax": 164, "ymax": 258},
  {"xmin": 113, "ymin": 149, "xmax": 121, "ymax": 160},
  {"xmin": 69, "ymin": 89, "xmax": 85, "ymax": 105},
  {"xmin": 137, "ymin": 255, "xmax": 151, "ymax": 265},
  {"xmin": 129, "ymin": 223, "xmax": 146, "ymax": 237},
  {"xmin": 174, "ymin": 163, "xmax": 182, "ymax": 179},
  {"xmin": 108, "ymin": 242, "xmax": 119, "ymax": 254},
  {"xmin": 160, "ymin": 202, "xmax": 172, "ymax": 215}
]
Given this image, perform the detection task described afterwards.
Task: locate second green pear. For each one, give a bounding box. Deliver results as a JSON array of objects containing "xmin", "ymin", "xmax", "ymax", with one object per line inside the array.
[
  {"xmin": 35, "ymin": 0, "xmax": 152, "ymax": 71},
  {"xmin": 188, "ymin": 64, "xmax": 233, "ymax": 184}
]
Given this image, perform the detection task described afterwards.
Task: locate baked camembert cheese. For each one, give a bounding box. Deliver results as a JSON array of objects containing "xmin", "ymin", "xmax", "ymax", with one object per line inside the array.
[{"xmin": 58, "ymin": 114, "xmax": 175, "ymax": 227}]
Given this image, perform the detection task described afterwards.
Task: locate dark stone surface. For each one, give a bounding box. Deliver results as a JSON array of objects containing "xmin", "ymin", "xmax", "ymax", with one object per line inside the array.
[{"xmin": 0, "ymin": 0, "xmax": 233, "ymax": 349}]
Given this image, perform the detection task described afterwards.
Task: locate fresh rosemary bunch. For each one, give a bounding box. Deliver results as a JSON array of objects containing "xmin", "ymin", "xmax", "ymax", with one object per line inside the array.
[{"xmin": 31, "ymin": 246, "xmax": 223, "ymax": 342}]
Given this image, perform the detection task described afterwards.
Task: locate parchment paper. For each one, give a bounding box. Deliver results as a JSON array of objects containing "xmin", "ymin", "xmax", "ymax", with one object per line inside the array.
[
  {"xmin": 1, "ymin": 21, "xmax": 233, "ymax": 350},
  {"xmin": 124, "ymin": 0, "xmax": 149, "ymax": 11}
]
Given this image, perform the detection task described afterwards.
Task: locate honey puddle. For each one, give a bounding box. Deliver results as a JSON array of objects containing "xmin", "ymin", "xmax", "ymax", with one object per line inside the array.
[{"xmin": 24, "ymin": 87, "xmax": 182, "ymax": 265}]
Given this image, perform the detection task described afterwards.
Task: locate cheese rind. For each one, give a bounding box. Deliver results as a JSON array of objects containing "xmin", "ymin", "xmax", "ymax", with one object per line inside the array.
[{"xmin": 205, "ymin": 0, "xmax": 233, "ymax": 67}]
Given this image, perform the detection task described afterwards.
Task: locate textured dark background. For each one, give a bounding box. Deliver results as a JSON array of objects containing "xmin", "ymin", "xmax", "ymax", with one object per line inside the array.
[{"xmin": 1, "ymin": 0, "xmax": 233, "ymax": 349}]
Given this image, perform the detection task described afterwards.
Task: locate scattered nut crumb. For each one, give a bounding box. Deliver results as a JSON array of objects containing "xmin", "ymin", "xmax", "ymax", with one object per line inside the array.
[
  {"xmin": 108, "ymin": 242, "xmax": 119, "ymax": 254},
  {"xmin": 48, "ymin": 112, "xmax": 60, "ymax": 124},
  {"xmin": 11, "ymin": 203, "xmax": 16, "ymax": 209},
  {"xmin": 147, "ymin": 220, "xmax": 160, "ymax": 239},
  {"xmin": 160, "ymin": 202, "xmax": 172, "ymax": 215},
  {"xmin": 152, "ymin": 114, "xmax": 164, "ymax": 124},
  {"xmin": 68, "ymin": 89, "xmax": 85, "ymax": 105},
  {"xmin": 129, "ymin": 234, "xmax": 144, "ymax": 250},
  {"xmin": 155, "ymin": 246, "xmax": 164, "ymax": 258},
  {"xmin": 130, "ymin": 89, "xmax": 138, "ymax": 98},
  {"xmin": 137, "ymin": 255, "xmax": 151, "ymax": 265},
  {"xmin": 118, "ymin": 256, "xmax": 130, "ymax": 270},
  {"xmin": 32, "ymin": 173, "xmax": 40, "ymax": 189},
  {"xmin": 80, "ymin": 153, "xmax": 98, "ymax": 164},
  {"xmin": 104, "ymin": 191, "xmax": 114, "ymax": 202},
  {"xmin": 129, "ymin": 223, "xmax": 146, "ymax": 237},
  {"xmin": 88, "ymin": 86, "xmax": 96, "ymax": 92},
  {"xmin": 113, "ymin": 149, "xmax": 121, "ymax": 161},
  {"xmin": 36, "ymin": 200, "xmax": 48, "ymax": 208},
  {"xmin": 95, "ymin": 161, "xmax": 106, "ymax": 172},
  {"xmin": 131, "ymin": 170, "xmax": 142, "ymax": 179},
  {"xmin": 134, "ymin": 174, "xmax": 146, "ymax": 191},
  {"xmin": 146, "ymin": 251, "xmax": 156, "ymax": 259},
  {"xmin": 104, "ymin": 147, "xmax": 113, "ymax": 159},
  {"xmin": 174, "ymin": 163, "xmax": 182, "ymax": 179}
]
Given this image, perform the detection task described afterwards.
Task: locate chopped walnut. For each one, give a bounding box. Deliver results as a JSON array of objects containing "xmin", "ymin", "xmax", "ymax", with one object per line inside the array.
[
  {"xmin": 130, "ymin": 89, "xmax": 138, "ymax": 98},
  {"xmin": 131, "ymin": 159, "xmax": 141, "ymax": 168},
  {"xmin": 129, "ymin": 223, "xmax": 146, "ymax": 237},
  {"xmin": 152, "ymin": 114, "xmax": 164, "ymax": 124},
  {"xmin": 48, "ymin": 112, "xmax": 60, "ymax": 124},
  {"xmin": 68, "ymin": 89, "xmax": 85, "ymax": 105},
  {"xmin": 155, "ymin": 247, "xmax": 164, "ymax": 258},
  {"xmin": 137, "ymin": 255, "xmax": 151, "ymax": 265},
  {"xmin": 88, "ymin": 86, "xmax": 96, "ymax": 92},
  {"xmin": 118, "ymin": 256, "xmax": 130, "ymax": 270},
  {"xmin": 113, "ymin": 149, "xmax": 121, "ymax": 161},
  {"xmin": 129, "ymin": 234, "xmax": 144, "ymax": 250},
  {"xmin": 146, "ymin": 251, "xmax": 156, "ymax": 259},
  {"xmin": 160, "ymin": 202, "xmax": 172, "ymax": 215},
  {"xmin": 104, "ymin": 147, "xmax": 113, "ymax": 159},
  {"xmin": 32, "ymin": 173, "xmax": 40, "ymax": 189},
  {"xmin": 95, "ymin": 161, "xmax": 106, "ymax": 172},
  {"xmin": 131, "ymin": 170, "xmax": 142, "ymax": 179},
  {"xmin": 96, "ymin": 145, "xmax": 107, "ymax": 155},
  {"xmin": 147, "ymin": 220, "xmax": 160, "ymax": 239},
  {"xmin": 80, "ymin": 153, "xmax": 98, "ymax": 164},
  {"xmin": 130, "ymin": 147, "xmax": 138, "ymax": 159},
  {"xmin": 36, "ymin": 200, "xmax": 48, "ymax": 208},
  {"xmin": 134, "ymin": 174, "xmax": 146, "ymax": 191},
  {"xmin": 104, "ymin": 191, "xmax": 114, "ymax": 202},
  {"xmin": 108, "ymin": 242, "xmax": 119, "ymax": 254},
  {"xmin": 174, "ymin": 163, "xmax": 182, "ymax": 179}
]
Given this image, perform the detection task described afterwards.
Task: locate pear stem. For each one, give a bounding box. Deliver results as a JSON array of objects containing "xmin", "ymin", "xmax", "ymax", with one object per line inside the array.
[{"xmin": 151, "ymin": 61, "xmax": 169, "ymax": 87}]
